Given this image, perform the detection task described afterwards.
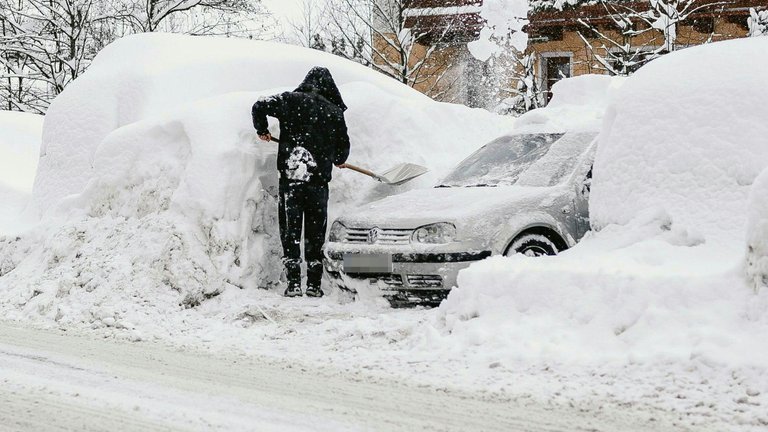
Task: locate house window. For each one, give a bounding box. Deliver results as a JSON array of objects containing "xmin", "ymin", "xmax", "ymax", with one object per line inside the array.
[
  {"xmin": 544, "ymin": 56, "xmax": 571, "ymax": 102},
  {"xmin": 726, "ymin": 14, "xmax": 750, "ymax": 31}
]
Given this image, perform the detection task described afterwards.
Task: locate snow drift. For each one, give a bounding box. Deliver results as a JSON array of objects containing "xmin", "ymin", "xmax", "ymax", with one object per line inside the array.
[
  {"xmin": 0, "ymin": 34, "xmax": 513, "ymax": 332},
  {"xmin": 514, "ymin": 74, "xmax": 625, "ymax": 133},
  {"xmin": 430, "ymin": 38, "xmax": 768, "ymax": 368},
  {"xmin": 590, "ymin": 39, "xmax": 768, "ymax": 248},
  {"xmin": 33, "ymin": 32, "xmax": 509, "ymax": 215}
]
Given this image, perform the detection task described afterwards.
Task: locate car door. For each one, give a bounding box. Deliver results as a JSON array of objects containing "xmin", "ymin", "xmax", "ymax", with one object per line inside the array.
[{"xmin": 573, "ymin": 164, "xmax": 592, "ymax": 239}]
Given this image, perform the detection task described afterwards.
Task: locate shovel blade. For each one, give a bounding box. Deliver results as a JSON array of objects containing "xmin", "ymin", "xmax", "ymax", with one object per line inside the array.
[{"xmin": 378, "ymin": 163, "xmax": 429, "ymax": 185}]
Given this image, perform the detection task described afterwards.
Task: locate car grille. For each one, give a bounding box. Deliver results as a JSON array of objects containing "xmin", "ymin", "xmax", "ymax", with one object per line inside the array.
[
  {"xmin": 345, "ymin": 227, "xmax": 412, "ymax": 245},
  {"xmin": 378, "ymin": 274, "xmax": 404, "ymax": 286},
  {"xmin": 407, "ymin": 274, "xmax": 443, "ymax": 288},
  {"xmin": 339, "ymin": 272, "xmax": 444, "ymax": 290},
  {"xmin": 343, "ymin": 273, "xmax": 404, "ymax": 287}
]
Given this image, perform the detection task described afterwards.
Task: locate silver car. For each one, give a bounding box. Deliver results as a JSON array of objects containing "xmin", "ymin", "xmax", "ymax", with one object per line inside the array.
[{"xmin": 324, "ymin": 131, "xmax": 598, "ymax": 306}]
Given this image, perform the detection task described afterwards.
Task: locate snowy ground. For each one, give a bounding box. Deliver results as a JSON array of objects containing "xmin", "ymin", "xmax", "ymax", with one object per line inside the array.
[
  {"xmin": 1, "ymin": 322, "xmax": 687, "ymax": 432},
  {"xmin": 2, "ymin": 35, "xmax": 768, "ymax": 431},
  {"xmin": 2, "ymin": 320, "xmax": 755, "ymax": 432}
]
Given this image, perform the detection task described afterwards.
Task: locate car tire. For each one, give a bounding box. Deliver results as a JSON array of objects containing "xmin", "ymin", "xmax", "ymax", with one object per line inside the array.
[{"xmin": 505, "ymin": 233, "xmax": 559, "ymax": 257}]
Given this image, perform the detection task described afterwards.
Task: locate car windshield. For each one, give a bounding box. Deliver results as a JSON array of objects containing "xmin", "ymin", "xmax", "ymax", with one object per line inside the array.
[{"xmin": 439, "ymin": 133, "xmax": 564, "ymax": 187}]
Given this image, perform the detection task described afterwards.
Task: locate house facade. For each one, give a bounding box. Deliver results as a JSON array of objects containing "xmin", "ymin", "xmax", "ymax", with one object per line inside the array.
[
  {"xmin": 528, "ymin": 0, "xmax": 767, "ymax": 102},
  {"xmin": 390, "ymin": 0, "xmax": 767, "ymax": 109},
  {"xmin": 372, "ymin": 0, "xmax": 490, "ymax": 105}
]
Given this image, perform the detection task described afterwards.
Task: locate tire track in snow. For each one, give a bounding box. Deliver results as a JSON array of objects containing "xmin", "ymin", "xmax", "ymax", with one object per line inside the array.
[{"xmin": 0, "ymin": 387, "xmax": 177, "ymax": 432}]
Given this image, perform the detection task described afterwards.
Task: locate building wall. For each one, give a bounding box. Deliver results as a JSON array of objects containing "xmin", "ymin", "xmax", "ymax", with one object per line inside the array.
[
  {"xmin": 530, "ymin": 19, "xmax": 750, "ymax": 78},
  {"xmin": 371, "ymin": 34, "xmax": 473, "ymax": 103},
  {"xmin": 528, "ymin": 2, "xmax": 758, "ymax": 98},
  {"xmin": 385, "ymin": 1, "xmax": 762, "ymax": 109},
  {"xmin": 370, "ymin": 0, "xmax": 485, "ymax": 106},
  {"xmin": 372, "ymin": 34, "xmax": 525, "ymax": 110}
]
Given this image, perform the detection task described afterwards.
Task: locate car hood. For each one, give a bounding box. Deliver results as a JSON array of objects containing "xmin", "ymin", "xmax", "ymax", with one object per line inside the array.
[{"xmin": 339, "ymin": 185, "xmax": 565, "ymax": 228}]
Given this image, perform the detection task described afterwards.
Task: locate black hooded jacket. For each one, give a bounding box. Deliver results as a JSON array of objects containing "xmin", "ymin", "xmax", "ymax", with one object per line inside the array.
[{"xmin": 252, "ymin": 67, "xmax": 351, "ymax": 184}]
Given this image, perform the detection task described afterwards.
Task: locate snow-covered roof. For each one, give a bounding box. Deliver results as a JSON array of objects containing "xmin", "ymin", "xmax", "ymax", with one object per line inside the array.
[
  {"xmin": 531, "ymin": 0, "xmax": 766, "ymax": 13},
  {"xmin": 403, "ymin": 5, "xmax": 482, "ymax": 18}
]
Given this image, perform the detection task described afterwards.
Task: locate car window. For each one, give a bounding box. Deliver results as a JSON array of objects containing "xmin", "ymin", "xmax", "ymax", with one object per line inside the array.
[
  {"xmin": 439, "ymin": 133, "xmax": 564, "ymax": 187},
  {"xmin": 516, "ymin": 132, "xmax": 598, "ymax": 187}
]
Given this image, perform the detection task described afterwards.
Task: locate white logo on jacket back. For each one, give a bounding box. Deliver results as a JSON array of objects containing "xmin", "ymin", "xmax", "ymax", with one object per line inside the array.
[{"xmin": 286, "ymin": 146, "xmax": 317, "ymax": 182}]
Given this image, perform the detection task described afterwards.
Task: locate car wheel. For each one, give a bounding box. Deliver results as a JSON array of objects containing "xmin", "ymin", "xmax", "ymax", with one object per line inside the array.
[{"xmin": 505, "ymin": 233, "xmax": 559, "ymax": 257}]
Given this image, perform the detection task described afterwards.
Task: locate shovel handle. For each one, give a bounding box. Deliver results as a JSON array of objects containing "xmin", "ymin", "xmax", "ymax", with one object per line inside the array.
[
  {"xmin": 337, "ymin": 163, "xmax": 380, "ymax": 180},
  {"xmin": 267, "ymin": 135, "xmax": 380, "ymax": 181}
]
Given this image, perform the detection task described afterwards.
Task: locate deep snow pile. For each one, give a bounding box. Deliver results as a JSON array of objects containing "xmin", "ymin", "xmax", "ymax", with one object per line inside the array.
[
  {"xmin": 590, "ymin": 43, "xmax": 768, "ymax": 247},
  {"xmin": 32, "ymin": 33, "xmax": 441, "ymax": 215},
  {"xmin": 0, "ymin": 111, "xmax": 43, "ymax": 234},
  {"xmin": 430, "ymin": 38, "xmax": 768, "ymax": 368},
  {"xmin": 514, "ymin": 74, "xmax": 625, "ymax": 133},
  {"xmin": 0, "ymin": 33, "xmax": 513, "ymax": 332}
]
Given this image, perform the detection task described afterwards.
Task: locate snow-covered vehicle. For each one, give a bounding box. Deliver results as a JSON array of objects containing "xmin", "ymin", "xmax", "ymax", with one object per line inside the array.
[{"xmin": 324, "ymin": 131, "xmax": 598, "ymax": 306}]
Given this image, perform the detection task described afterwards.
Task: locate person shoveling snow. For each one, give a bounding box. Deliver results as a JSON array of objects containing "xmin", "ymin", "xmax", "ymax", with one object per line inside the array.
[{"xmin": 252, "ymin": 67, "xmax": 351, "ymax": 298}]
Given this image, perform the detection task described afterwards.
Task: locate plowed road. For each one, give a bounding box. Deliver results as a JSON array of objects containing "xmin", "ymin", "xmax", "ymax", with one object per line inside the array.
[{"xmin": 0, "ymin": 323, "xmax": 680, "ymax": 431}]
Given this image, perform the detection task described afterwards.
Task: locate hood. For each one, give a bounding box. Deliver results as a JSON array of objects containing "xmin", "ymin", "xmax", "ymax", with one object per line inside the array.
[
  {"xmin": 341, "ymin": 186, "xmax": 565, "ymax": 228},
  {"xmin": 294, "ymin": 66, "xmax": 348, "ymax": 111}
]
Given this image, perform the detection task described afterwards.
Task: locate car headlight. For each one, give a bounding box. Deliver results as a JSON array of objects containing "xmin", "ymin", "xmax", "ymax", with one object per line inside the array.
[
  {"xmin": 412, "ymin": 223, "xmax": 456, "ymax": 244},
  {"xmin": 328, "ymin": 221, "xmax": 347, "ymax": 242}
]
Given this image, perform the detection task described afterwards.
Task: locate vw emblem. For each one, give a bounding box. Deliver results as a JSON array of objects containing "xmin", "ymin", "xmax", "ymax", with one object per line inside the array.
[{"xmin": 368, "ymin": 227, "xmax": 380, "ymax": 244}]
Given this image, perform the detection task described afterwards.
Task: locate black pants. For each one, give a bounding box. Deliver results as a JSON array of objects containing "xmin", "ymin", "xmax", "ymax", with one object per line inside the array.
[{"xmin": 278, "ymin": 178, "xmax": 329, "ymax": 289}]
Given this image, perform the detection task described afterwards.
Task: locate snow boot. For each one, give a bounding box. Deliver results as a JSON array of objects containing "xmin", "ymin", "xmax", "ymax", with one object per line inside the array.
[
  {"xmin": 305, "ymin": 260, "xmax": 324, "ymax": 298},
  {"xmin": 284, "ymin": 284, "xmax": 303, "ymax": 297},
  {"xmin": 305, "ymin": 286, "xmax": 324, "ymax": 298},
  {"xmin": 283, "ymin": 258, "xmax": 302, "ymax": 298}
]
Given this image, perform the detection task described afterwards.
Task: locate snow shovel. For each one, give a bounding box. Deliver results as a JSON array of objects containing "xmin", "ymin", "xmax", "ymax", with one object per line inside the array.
[{"xmin": 269, "ymin": 136, "xmax": 428, "ymax": 186}]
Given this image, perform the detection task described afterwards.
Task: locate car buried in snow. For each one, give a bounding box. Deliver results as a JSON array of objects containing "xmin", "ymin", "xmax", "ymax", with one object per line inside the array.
[{"xmin": 324, "ymin": 131, "xmax": 598, "ymax": 306}]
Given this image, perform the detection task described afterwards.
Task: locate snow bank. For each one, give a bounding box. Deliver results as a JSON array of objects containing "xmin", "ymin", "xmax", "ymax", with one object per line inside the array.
[
  {"xmin": 514, "ymin": 74, "xmax": 625, "ymax": 133},
  {"xmin": 0, "ymin": 111, "xmax": 43, "ymax": 234},
  {"xmin": 32, "ymin": 32, "xmax": 462, "ymax": 216},
  {"xmin": 429, "ymin": 38, "xmax": 768, "ymax": 368},
  {"xmin": 0, "ymin": 94, "xmax": 282, "ymax": 334},
  {"xmin": 429, "ymin": 218, "xmax": 768, "ymax": 366},
  {"xmin": 0, "ymin": 34, "xmax": 512, "ymax": 333},
  {"xmin": 591, "ymin": 38, "xmax": 768, "ymax": 248}
]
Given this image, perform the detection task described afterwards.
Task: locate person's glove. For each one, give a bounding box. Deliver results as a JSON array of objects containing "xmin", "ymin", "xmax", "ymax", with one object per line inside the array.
[{"xmin": 258, "ymin": 132, "xmax": 272, "ymax": 142}]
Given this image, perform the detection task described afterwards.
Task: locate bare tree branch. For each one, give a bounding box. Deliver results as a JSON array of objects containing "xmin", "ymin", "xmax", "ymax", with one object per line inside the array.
[{"xmin": 323, "ymin": 0, "xmax": 460, "ymax": 98}]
